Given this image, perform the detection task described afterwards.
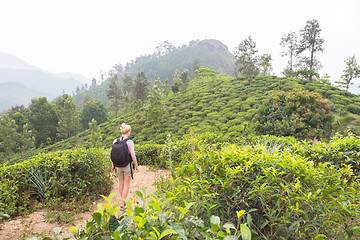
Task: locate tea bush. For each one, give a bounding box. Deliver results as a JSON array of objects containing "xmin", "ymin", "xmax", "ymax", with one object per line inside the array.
[
  {"xmin": 158, "ymin": 134, "xmax": 360, "ymax": 239},
  {"xmin": 255, "ymin": 89, "xmax": 334, "ymax": 140},
  {"xmin": 29, "ymin": 191, "xmax": 252, "ymax": 240},
  {"xmin": 295, "ymin": 133, "xmax": 360, "ymax": 174},
  {"xmin": 0, "ymin": 148, "xmax": 112, "ymax": 218}
]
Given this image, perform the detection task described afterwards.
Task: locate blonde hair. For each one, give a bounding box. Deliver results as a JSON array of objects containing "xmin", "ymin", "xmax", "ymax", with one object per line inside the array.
[{"xmin": 120, "ymin": 123, "xmax": 131, "ymax": 134}]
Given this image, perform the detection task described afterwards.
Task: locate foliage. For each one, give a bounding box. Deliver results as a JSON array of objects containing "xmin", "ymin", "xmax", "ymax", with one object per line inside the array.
[
  {"xmin": 255, "ymin": 88, "xmax": 334, "ymax": 140},
  {"xmin": 258, "ymin": 54, "xmax": 273, "ymax": 76},
  {"xmin": 234, "ymin": 36, "xmax": 260, "ymax": 83},
  {"xmin": 54, "ymin": 94, "xmax": 81, "ymax": 140},
  {"xmin": 80, "ymin": 99, "xmax": 108, "ymax": 130},
  {"xmin": 86, "ymin": 119, "xmax": 103, "ymax": 148},
  {"xmin": 157, "ymin": 133, "xmax": 360, "ymax": 239},
  {"xmin": 14, "ymin": 133, "xmax": 360, "ymax": 240},
  {"xmin": 44, "ymin": 72, "xmax": 360, "ymax": 153},
  {"xmin": 297, "ymin": 19, "xmax": 325, "ymax": 81},
  {"xmin": 28, "ymin": 97, "xmax": 59, "ymax": 147},
  {"xmin": 132, "ymin": 71, "xmax": 150, "ymax": 104},
  {"xmin": 33, "ymin": 190, "xmax": 251, "ymax": 240},
  {"xmin": 107, "ymin": 75, "xmax": 122, "ymax": 118},
  {"xmin": 144, "ymin": 78, "xmax": 165, "ymax": 129},
  {"xmin": 124, "ymin": 39, "xmax": 236, "ymax": 81},
  {"xmin": 0, "ymin": 148, "xmax": 112, "ymax": 218},
  {"xmin": 335, "ymin": 55, "xmax": 360, "ymax": 92},
  {"xmin": 296, "ymin": 133, "xmax": 360, "ymax": 174},
  {"xmin": 280, "ymin": 31, "xmax": 298, "ymax": 76}
]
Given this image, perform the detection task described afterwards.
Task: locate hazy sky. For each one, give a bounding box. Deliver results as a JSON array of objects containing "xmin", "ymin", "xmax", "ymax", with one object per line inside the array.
[{"xmin": 0, "ymin": 0, "xmax": 359, "ymax": 85}]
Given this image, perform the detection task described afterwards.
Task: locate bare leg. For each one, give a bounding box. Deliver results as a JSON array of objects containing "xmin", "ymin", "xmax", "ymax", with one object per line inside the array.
[
  {"xmin": 118, "ymin": 177, "xmax": 124, "ymax": 202},
  {"xmin": 119, "ymin": 176, "xmax": 131, "ymax": 207}
]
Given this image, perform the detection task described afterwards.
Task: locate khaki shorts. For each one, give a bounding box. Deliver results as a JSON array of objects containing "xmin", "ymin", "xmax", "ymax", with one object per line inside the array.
[{"xmin": 116, "ymin": 164, "xmax": 131, "ymax": 178}]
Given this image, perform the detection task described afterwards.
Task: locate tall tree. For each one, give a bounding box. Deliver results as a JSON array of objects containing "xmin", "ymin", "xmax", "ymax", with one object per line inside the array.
[
  {"xmin": 280, "ymin": 31, "xmax": 298, "ymax": 77},
  {"xmin": 122, "ymin": 73, "xmax": 133, "ymax": 94},
  {"xmin": 28, "ymin": 97, "xmax": 59, "ymax": 147},
  {"xmin": 107, "ymin": 75, "xmax": 122, "ymax": 118},
  {"xmin": 54, "ymin": 94, "xmax": 80, "ymax": 139},
  {"xmin": 87, "ymin": 118, "xmax": 103, "ymax": 148},
  {"xmin": 0, "ymin": 114, "xmax": 22, "ymax": 158},
  {"xmin": 132, "ymin": 71, "xmax": 150, "ymax": 103},
  {"xmin": 156, "ymin": 41, "xmax": 175, "ymax": 56},
  {"xmin": 90, "ymin": 78, "xmax": 97, "ymax": 89},
  {"xmin": 297, "ymin": 19, "xmax": 325, "ymax": 81},
  {"xmin": 80, "ymin": 100, "xmax": 108, "ymax": 130},
  {"xmin": 259, "ymin": 54, "xmax": 273, "ymax": 76},
  {"xmin": 335, "ymin": 55, "xmax": 360, "ymax": 92},
  {"xmin": 7, "ymin": 107, "xmax": 35, "ymax": 155},
  {"xmin": 179, "ymin": 69, "xmax": 190, "ymax": 91},
  {"xmin": 145, "ymin": 78, "xmax": 165, "ymax": 129},
  {"xmin": 234, "ymin": 36, "xmax": 259, "ymax": 83},
  {"xmin": 192, "ymin": 59, "xmax": 201, "ymax": 78},
  {"xmin": 113, "ymin": 63, "xmax": 124, "ymax": 74}
]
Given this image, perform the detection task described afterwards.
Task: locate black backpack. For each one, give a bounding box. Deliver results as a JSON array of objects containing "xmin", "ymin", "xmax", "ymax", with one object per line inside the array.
[{"xmin": 111, "ymin": 138, "xmax": 133, "ymax": 168}]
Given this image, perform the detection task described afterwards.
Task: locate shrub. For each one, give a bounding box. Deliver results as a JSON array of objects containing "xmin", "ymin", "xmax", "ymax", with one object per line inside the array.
[
  {"xmin": 348, "ymin": 104, "xmax": 360, "ymax": 115},
  {"xmin": 255, "ymin": 89, "xmax": 334, "ymax": 140},
  {"xmin": 0, "ymin": 148, "xmax": 112, "ymax": 218},
  {"xmin": 135, "ymin": 144, "xmax": 164, "ymax": 167},
  {"xmin": 158, "ymin": 134, "xmax": 360, "ymax": 239}
]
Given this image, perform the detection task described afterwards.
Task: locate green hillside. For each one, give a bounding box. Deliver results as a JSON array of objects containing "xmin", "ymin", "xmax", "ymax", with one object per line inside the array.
[
  {"xmin": 3, "ymin": 68, "xmax": 360, "ymax": 239},
  {"xmin": 47, "ymin": 67, "xmax": 360, "ymax": 152},
  {"xmin": 72, "ymin": 39, "xmax": 236, "ymax": 106},
  {"xmin": 124, "ymin": 39, "xmax": 236, "ymax": 80}
]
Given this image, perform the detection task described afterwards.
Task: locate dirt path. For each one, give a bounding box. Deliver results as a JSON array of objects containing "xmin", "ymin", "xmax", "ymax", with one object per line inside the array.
[{"xmin": 0, "ymin": 166, "xmax": 170, "ymax": 240}]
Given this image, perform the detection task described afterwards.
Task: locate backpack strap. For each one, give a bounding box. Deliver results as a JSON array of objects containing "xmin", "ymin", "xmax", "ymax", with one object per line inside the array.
[{"xmin": 123, "ymin": 138, "xmax": 133, "ymax": 179}]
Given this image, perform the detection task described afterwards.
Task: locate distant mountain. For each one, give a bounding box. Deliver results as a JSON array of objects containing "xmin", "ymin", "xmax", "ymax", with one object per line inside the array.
[
  {"xmin": 124, "ymin": 39, "xmax": 236, "ymax": 81},
  {"xmin": 73, "ymin": 39, "xmax": 237, "ymax": 105},
  {"xmin": 0, "ymin": 52, "xmax": 41, "ymax": 71},
  {"xmin": 0, "ymin": 52, "xmax": 90, "ymax": 112},
  {"xmin": 0, "ymin": 82, "xmax": 51, "ymax": 111},
  {"xmin": 54, "ymin": 72, "xmax": 91, "ymax": 84}
]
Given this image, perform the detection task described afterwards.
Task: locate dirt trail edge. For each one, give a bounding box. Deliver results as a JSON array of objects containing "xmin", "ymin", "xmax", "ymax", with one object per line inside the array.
[{"xmin": 0, "ymin": 166, "xmax": 170, "ymax": 240}]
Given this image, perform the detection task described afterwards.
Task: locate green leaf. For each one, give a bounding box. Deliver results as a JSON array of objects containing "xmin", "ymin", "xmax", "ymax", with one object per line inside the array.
[
  {"xmin": 100, "ymin": 194, "xmax": 109, "ymax": 203},
  {"xmin": 217, "ymin": 230, "xmax": 226, "ymax": 238},
  {"xmin": 92, "ymin": 212, "xmax": 102, "ymax": 226},
  {"xmin": 135, "ymin": 190, "xmax": 144, "ymax": 201},
  {"xmin": 210, "ymin": 215, "xmax": 221, "ymax": 225},
  {"xmin": 97, "ymin": 203, "xmax": 104, "ymax": 212},
  {"xmin": 109, "ymin": 215, "xmax": 120, "ymax": 233},
  {"xmin": 210, "ymin": 215, "xmax": 220, "ymax": 233},
  {"xmin": 240, "ymin": 223, "xmax": 251, "ymax": 240},
  {"xmin": 113, "ymin": 231, "xmax": 120, "ymax": 240},
  {"xmin": 152, "ymin": 227, "xmax": 161, "ymax": 238},
  {"xmin": 315, "ymin": 234, "xmax": 327, "ymax": 239},
  {"xmin": 159, "ymin": 229, "xmax": 177, "ymax": 239},
  {"xmin": 107, "ymin": 192, "xmax": 117, "ymax": 204},
  {"xmin": 135, "ymin": 206, "xmax": 145, "ymax": 216},
  {"xmin": 223, "ymin": 222, "xmax": 236, "ymax": 234},
  {"xmin": 104, "ymin": 203, "xmax": 112, "ymax": 213}
]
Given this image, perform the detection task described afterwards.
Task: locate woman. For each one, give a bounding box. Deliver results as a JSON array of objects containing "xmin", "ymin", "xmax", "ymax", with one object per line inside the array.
[{"xmin": 111, "ymin": 123, "xmax": 139, "ymax": 210}]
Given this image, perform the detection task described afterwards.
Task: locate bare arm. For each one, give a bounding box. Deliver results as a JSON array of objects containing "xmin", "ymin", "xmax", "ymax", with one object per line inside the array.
[{"xmin": 131, "ymin": 155, "xmax": 139, "ymax": 172}]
